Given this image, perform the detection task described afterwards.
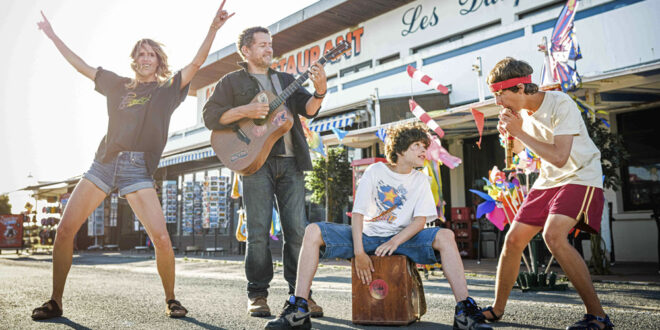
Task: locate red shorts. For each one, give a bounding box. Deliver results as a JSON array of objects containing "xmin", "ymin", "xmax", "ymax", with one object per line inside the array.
[{"xmin": 513, "ymin": 184, "xmax": 604, "ymax": 234}]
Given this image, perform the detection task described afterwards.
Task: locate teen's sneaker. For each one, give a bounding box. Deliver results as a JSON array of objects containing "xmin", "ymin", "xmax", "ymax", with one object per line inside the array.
[
  {"xmin": 566, "ymin": 314, "xmax": 614, "ymax": 330},
  {"xmin": 307, "ymin": 297, "xmax": 323, "ymax": 318},
  {"xmin": 264, "ymin": 296, "xmax": 311, "ymax": 330},
  {"xmin": 454, "ymin": 297, "xmax": 492, "ymax": 330},
  {"xmin": 248, "ymin": 296, "xmax": 271, "ymax": 317}
]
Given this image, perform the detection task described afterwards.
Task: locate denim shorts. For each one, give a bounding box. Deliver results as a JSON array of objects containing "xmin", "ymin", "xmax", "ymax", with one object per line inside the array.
[
  {"xmin": 83, "ymin": 151, "xmax": 154, "ymax": 197},
  {"xmin": 315, "ymin": 222, "xmax": 441, "ymax": 265}
]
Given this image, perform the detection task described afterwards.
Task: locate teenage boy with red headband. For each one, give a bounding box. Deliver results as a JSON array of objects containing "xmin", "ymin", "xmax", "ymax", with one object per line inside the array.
[{"xmin": 481, "ymin": 58, "xmax": 614, "ymax": 330}]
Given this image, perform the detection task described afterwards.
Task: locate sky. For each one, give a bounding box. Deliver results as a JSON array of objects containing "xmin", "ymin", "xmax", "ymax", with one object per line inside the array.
[{"xmin": 0, "ymin": 0, "xmax": 317, "ymax": 213}]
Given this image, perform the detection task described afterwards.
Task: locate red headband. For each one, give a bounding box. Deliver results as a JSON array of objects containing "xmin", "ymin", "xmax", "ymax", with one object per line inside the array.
[{"xmin": 489, "ymin": 75, "xmax": 532, "ymax": 92}]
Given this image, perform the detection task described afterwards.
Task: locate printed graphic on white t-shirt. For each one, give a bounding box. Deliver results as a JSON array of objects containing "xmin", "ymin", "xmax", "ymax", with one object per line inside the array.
[{"xmin": 352, "ymin": 162, "xmax": 437, "ymax": 237}]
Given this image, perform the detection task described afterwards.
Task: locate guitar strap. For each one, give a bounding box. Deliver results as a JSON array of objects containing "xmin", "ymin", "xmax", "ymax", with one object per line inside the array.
[
  {"xmin": 270, "ymin": 73, "xmax": 295, "ymax": 157},
  {"xmin": 269, "ymin": 73, "xmax": 284, "ymax": 95}
]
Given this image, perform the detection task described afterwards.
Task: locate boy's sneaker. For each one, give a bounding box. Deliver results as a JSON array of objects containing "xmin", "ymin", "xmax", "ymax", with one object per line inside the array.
[
  {"xmin": 264, "ymin": 296, "xmax": 311, "ymax": 330},
  {"xmin": 454, "ymin": 297, "xmax": 492, "ymax": 330}
]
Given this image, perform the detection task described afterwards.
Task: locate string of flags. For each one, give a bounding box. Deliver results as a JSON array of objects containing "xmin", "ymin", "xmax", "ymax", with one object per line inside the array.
[
  {"xmin": 573, "ymin": 96, "xmax": 610, "ymax": 127},
  {"xmin": 471, "ymin": 108, "xmax": 485, "ymax": 148},
  {"xmin": 300, "ymin": 116, "xmax": 326, "ymax": 157},
  {"xmin": 375, "ymin": 127, "xmax": 387, "ymax": 142},
  {"xmin": 331, "ymin": 127, "xmax": 348, "ymax": 141}
]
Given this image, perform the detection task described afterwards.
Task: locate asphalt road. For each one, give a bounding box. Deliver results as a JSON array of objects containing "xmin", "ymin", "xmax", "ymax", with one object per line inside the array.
[{"xmin": 1, "ymin": 253, "xmax": 659, "ymax": 329}]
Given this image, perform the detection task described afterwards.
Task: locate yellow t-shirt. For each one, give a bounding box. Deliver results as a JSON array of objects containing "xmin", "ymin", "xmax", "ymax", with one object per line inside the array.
[{"xmin": 520, "ymin": 91, "xmax": 602, "ymax": 189}]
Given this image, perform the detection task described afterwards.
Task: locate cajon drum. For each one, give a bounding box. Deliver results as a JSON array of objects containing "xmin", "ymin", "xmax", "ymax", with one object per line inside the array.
[{"xmin": 351, "ymin": 255, "xmax": 426, "ymax": 325}]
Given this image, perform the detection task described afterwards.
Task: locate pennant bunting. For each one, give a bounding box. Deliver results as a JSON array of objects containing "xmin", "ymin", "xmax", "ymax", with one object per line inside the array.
[
  {"xmin": 331, "ymin": 127, "xmax": 348, "ymax": 141},
  {"xmin": 301, "ymin": 116, "xmax": 326, "ymax": 157},
  {"xmin": 375, "ymin": 128, "xmax": 387, "ymax": 142},
  {"xmin": 471, "ymin": 108, "xmax": 484, "ymax": 149},
  {"xmin": 312, "ymin": 137, "xmax": 326, "ymax": 157}
]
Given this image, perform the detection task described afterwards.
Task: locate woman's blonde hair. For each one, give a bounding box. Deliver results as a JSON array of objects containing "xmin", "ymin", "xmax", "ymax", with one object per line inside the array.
[{"xmin": 126, "ymin": 38, "xmax": 172, "ymax": 89}]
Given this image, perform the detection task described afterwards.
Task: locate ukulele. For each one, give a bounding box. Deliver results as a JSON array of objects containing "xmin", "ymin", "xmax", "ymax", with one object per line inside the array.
[{"xmin": 210, "ymin": 40, "xmax": 350, "ymax": 175}]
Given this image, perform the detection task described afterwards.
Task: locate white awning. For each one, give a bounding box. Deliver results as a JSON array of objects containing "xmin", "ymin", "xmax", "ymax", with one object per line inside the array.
[
  {"xmin": 309, "ymin": 112, "xmax": 357, "ymax": 132},
  {"xmin": 158, "ymin": 146, "xmax": 216, "ymax": 168}
]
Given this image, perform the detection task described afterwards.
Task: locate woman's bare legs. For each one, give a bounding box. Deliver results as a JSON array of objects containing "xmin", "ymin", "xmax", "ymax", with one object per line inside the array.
[
  {"xmin": 125, "ymin": 188, "xmax": 176, "ymax": 302},
  {"xmin": 51, "ymin": 179, "xmax": 107, "ymax": 309}
]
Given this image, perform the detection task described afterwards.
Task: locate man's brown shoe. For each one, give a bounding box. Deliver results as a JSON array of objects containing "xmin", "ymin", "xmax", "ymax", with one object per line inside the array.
[
  {"xmin": 247, "ymin": 296, "xmax": 271, "ymax": 317},
  {"xmin": 308, "ymin": 297, "xmax": 323, "ymax": 318}
]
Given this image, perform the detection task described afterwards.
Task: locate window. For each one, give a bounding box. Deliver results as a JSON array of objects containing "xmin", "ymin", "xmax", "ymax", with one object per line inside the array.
[
  {"xmin": 326, "ymin": 74, "xmax": 338, "ymax": 84},
  {"xmin": 377, "ymin": 53, "xmax": 400, "ymax": 65},
  {"xmin": 618, "ymin": 107, "xmax": 660, "ymax": 211},
  {"xmin": 412, "ymin": 20, "xmax": 501, "ymax": 54},
  {"xmin": 340, "ymin": 60, "xmax": 372, "ymax": 77},
  {"xmin": 517, "ymin": 0, "xmax": 565, "ymax": 20}
]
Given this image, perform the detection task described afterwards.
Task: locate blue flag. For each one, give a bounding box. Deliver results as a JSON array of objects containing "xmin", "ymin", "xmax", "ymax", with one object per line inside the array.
[
  {"xmin": 375, "ymin": 128, "xmax": 387, "ymax": 142},
  {"xmin": 331, "ymin": 127, "xmax": 348, "ymax": 141},
  {"xmin": 312, "ymin": 137, "xmax": 326, "ymax": 157}
]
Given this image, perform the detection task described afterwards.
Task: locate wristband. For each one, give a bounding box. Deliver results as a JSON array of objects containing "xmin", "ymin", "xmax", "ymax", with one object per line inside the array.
[{"xmin": 313, "ymin": 91, "xmax": 326, "ymax": 99}]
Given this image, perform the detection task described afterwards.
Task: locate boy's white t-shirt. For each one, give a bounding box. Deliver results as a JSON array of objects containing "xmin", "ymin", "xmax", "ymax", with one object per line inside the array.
[
  {"xmin": 520, "ymin": 91, "xmax": 603, "ymax": 189},
  {"xmin": 352, "ymin": 162, "xmax": 438, "ymax": 237}
]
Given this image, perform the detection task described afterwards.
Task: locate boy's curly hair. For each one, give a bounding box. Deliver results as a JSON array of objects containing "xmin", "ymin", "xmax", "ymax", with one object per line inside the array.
[{"xmin": 384, "ymin": 122, "xmax": 430, "ymax": 164}]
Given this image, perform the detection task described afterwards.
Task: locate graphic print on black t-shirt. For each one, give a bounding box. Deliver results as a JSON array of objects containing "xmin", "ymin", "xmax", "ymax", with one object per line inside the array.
[
  {"xmin": 119, "ymin": 92, "xmax": 152, "ymax": 110},
  {"xmin": 93, "ymin": 68, "xmax": 189, "ymax": 175}
]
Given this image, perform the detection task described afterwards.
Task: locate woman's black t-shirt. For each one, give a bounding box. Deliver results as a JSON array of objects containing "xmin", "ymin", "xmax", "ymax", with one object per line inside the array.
[{"xmin": 93, "ymin": 68, "xmax": 190, "ymax": 175}]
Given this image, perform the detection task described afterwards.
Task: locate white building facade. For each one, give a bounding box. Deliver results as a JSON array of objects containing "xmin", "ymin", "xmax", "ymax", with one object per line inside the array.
[{"xmin": 160, "ymin": 0, "xmax": 660, "ymax": 262}]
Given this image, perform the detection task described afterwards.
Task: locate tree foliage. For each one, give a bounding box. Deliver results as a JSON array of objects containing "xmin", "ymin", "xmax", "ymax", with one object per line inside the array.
[
  {"xmin": 0, "ymin": 195, "xmax": 12, "ymax": 214},
  {"xmin": 581, "ymin": 112, "xmax": 627, "ymax": 275},
  {"xmin": 582, "ymin": 112, "xmax": 628, "ymax": 191},
  {"xmin": 305, "ymin": 147, "xmax": 352, "ymax": 223}
]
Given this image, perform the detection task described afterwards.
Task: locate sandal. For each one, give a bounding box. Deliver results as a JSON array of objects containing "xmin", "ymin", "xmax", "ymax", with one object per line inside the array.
[
  {"xmin": 166, "ymin": 299, "xmax": 188, "ymax": 318},
  {"xmin": 566, "ymin": 314, "xmax": 614, "ymax": 330},
  {"xmin": 31, "ymin": 299, "xmax": 63, "ymax": 320},
  {"xmin": 482, "ymin": 306, "xmax": 502, "ymax": 323}
]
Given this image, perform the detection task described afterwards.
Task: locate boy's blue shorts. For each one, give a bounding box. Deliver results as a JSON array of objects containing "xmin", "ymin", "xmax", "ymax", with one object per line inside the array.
[{"xmin": 315, "ymin": 222, "xmax": 441, "ymax": 265}]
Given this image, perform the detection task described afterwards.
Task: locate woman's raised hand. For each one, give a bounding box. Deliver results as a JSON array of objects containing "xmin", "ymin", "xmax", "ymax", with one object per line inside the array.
[
  {"xmin": 37, "ymin": 11, "xmax": 56, "ymax": 39},
  {"xmin": 210, "ymin": 0, "xmax": 235, "ymax": 30}
]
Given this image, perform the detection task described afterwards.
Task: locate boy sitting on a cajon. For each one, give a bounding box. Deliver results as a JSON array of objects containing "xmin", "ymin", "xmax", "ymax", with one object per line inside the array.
[{"xmin": 265, "ymin": 123, "xmax": 491, "ymax": 330}]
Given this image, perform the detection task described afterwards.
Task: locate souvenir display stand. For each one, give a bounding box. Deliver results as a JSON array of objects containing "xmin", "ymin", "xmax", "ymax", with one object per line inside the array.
[
  {"xmin": 87, "ymin": 200, "xmax": 104, "ymax": 250},
  {"xmin": 201, "ymin": 175, "xmax": 229, "ymax": 255},
  {"xmin": 104, "ymin": 194, "xmax": 120, "ymax": 250},
  {"xmin": 1, "ymin": 214, "xmax": 24, "ymax": 253},
  {"xmin": 162, "ymin": 181, "xmax": 178, "ymax": 224}
]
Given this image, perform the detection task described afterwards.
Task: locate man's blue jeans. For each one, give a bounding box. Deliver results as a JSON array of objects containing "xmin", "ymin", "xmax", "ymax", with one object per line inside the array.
[{"xmin": 242, "ymin": 157, "xmax": 306, "ymax": 299}]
